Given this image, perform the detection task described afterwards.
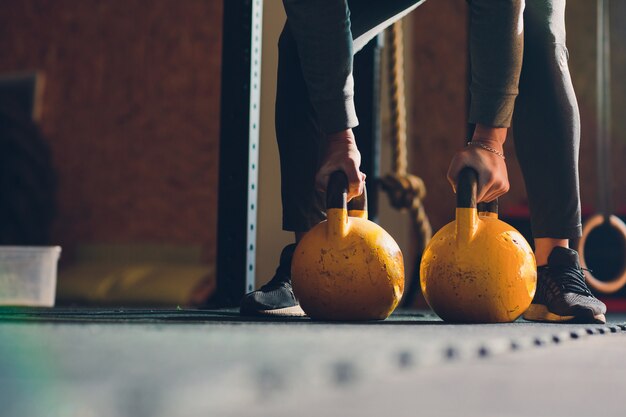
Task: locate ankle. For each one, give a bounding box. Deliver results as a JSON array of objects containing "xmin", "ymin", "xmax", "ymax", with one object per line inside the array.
[{"xmin": 534, "ymin": 238, "xmax": 569, "ymax": 266}]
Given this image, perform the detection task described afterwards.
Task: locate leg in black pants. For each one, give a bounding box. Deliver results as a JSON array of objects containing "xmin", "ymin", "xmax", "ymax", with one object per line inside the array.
[
  {"xmin": 276, "ymin": 0, "xmax": 425, "ymax": 233},
  {"xmin": 240, "ymin": 0, "xmax": 425, "ymax": 316}
]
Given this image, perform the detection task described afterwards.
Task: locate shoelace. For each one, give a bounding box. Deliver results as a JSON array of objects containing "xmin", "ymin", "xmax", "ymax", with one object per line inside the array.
[{"xmin": 548, "ymin": 265, "xmax": 594, "ymax": 297}]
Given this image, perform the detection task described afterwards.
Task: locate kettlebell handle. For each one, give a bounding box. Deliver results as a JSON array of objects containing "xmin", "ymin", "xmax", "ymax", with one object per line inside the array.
[
  {"xmin": 457, "ymin": 167, "xmax": 499, "ymax": 215},
  {"xmin": 478, "ymin": 200, "xmax": 498, "ymax": 216},
  {"xmin": 327, "ymin": 171, "xmax": 349, "ymax": 211},
  {"xmin": 457, "ymin": 167, "xmax": 478, "ymax": 209},
  {"xmin": 326, "ymin": 170, "xmax": 368, "ymax": 212},
  {"xmin": 326, "ymin": 171, "xmax": 368, "ymax": 239}
]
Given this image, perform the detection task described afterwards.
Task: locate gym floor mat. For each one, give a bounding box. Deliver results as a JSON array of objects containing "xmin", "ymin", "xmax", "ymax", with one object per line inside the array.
[{"xmin": 1, "ymin": 310, "xmax": 624, "ymax": 416}]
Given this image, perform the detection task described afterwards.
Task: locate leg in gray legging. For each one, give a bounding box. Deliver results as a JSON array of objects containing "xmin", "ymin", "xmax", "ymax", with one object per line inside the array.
[{"xmin": 513, "ymin": 0, "xmax": 582, "ymax": 240}]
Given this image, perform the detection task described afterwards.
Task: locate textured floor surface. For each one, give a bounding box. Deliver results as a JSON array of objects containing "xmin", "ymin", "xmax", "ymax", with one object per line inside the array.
[{"xmin": 0, "ymin": 309, "xmax": 625, "ymax": 417}]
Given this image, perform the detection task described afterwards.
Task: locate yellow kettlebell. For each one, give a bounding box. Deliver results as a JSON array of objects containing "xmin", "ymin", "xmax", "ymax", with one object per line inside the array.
[
  {"xmin": 291, "ymin": 171, "xmax": 405, "ymax": 321},
  {"xmin": 420, "ymin": 167, "xmax": 537, "ymax": 323}
]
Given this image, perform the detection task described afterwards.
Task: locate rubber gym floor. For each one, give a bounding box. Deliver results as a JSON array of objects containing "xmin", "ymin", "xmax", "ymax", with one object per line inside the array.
[{"xmin": 0, "ymin": 308, "xmax": 624, "ymax": 417}]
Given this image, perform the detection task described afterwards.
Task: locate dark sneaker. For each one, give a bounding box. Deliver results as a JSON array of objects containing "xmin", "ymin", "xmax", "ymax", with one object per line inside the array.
[
  {"xmin": 239, "ymin": 244, "xmax": 305, "ymax": 317},
  {"xmin": 524, "ymin": 247, "xmax": 607, "ymax": 324}
]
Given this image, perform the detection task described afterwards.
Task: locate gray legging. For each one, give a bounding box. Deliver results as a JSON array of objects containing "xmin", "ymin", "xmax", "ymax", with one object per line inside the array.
[
  {"xmin": 276, "ymin": 0, "xmax": 581, "ymax": 240},
  {"xmin": 513, "ymin": 1, "xmax": 581, "ymax": 239}
]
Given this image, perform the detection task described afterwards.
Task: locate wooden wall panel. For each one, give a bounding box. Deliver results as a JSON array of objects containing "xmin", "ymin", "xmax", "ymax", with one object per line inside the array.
[
  {"xmin": 0, "ymin": 0, "xmax": 222, "ymax": 263},
  {"xmin": 567, "ymin": 1, "xmax": 626, "ymax": 215}
]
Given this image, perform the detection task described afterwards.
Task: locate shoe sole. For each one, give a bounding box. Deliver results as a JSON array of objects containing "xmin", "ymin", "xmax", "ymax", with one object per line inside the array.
[
  {"xmin": 242, "ymin": 304, "xmax": 307, "ymax": 317},
  {"xmin": 523, "ymin": 304, "xmax": 606, "ymax": 324}
]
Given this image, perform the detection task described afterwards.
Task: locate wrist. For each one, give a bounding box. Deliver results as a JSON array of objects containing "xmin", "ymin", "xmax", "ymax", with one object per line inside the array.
[
  {"xmin": 327, "ymin": 128, "xmax": 356, "ymax": 144},
  {"xmin": 471, "ymin": 137, "xmax": 504, "ymax": 154},
  {"xmin": 466, "ymin": 141, "xmax": 506, "ymax": 160},
  {"xmin": 472, "ymin": 124, "xmax": 507, "ymax": 149}
]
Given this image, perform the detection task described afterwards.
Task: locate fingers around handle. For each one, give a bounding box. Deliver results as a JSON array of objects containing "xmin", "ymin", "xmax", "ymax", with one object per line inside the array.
[
  {"xmin": 327, "ymin": 171, "xmax": 348, "ymax": 210},
  {"xmin": 347, "ymin": 186, "xmax": 368, "ymax": 212},
  {"xmin": 457, "ymin": 167, "xmax": 478, "ymax": 209},
  {"xmin": 477, "ymin": 199, "xmax": 498, "ymax": 215}
]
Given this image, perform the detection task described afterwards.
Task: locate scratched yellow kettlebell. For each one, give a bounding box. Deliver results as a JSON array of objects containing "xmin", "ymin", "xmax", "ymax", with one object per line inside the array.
[
  {"xmin": 420, "ymin": 167, "xmax": 537, "ymax": 323},
  {"xmin": 291, "ymin": 171, "xmax": 405, "ymax": 321}
]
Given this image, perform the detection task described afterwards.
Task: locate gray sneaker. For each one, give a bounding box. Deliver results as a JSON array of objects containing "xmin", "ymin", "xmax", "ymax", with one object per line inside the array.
[
  {"xmin": 239, "ymin": 244, "xmax": 305, "ymax": 317},
  {"xmin": 524, "ymin": 247, "xmax": 607, "ymax": 324}
]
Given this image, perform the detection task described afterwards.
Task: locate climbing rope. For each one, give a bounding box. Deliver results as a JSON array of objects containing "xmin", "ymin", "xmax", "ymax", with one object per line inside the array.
[{"xmin": 381, "ymin": 20, "xmax": 432, "ymax": 306}]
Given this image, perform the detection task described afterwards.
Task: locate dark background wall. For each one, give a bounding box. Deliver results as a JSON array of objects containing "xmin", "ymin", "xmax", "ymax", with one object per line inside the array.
[
  {"xmin": 1, "ymin": 0, "xmax": 624, "ymax": 294},
  {"xmin": 567, "ymin": 0, "xmax": 626, "ymax": 217},
  {"xmin": 0, "ymin": 1, "xmax": 223, "ymax": 266}
]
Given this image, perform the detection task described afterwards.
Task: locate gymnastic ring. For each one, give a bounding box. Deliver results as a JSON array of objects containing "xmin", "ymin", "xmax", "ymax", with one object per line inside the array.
[{"xmin": 578, "ymin": 214, "xmax": 626, "ymax": 294}]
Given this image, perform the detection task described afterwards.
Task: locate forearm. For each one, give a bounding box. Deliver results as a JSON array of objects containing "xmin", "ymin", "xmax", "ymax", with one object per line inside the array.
[
  {"xmin": 282, "ymin": 0, "xmax": 358, "ymax": 133},
  {"xmin": 468, "ymin": 0, "xmax": 525, "ymax": 128}
]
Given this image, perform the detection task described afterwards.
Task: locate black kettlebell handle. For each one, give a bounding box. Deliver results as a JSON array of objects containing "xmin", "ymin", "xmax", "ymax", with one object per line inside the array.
[
  {"xmin": 478, "ymin": 200, "xmax": 498, "ymax": 215},
  {"xmin": 326, "ymin": 170, "xmax": 368, "ymax": 212},
  {"xmin": 457, "ymin": 167, "xmax": 478, "ymax": 209},
  {"xmin": 457, "ymin": 167, "xmax": 498, "ymax": 214}
]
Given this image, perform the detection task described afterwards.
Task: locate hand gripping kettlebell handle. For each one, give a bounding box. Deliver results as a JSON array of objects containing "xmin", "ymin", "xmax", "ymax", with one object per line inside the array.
[
  {"xmin": 326, "ymin": 170, "xmax": 368, "ymax": 213},
  {"xmin": 348, "ymin": 188, "xmax": 368, "ymax": 214},
  {"xmin": 457, "ymin": 167, "xmax": 499, "ymax": 215}
]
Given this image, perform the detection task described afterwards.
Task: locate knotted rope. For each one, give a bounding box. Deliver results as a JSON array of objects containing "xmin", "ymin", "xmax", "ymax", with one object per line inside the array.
[{"xmin": 381, "ymin": 20, "xmax": 432, "ymax": 305}]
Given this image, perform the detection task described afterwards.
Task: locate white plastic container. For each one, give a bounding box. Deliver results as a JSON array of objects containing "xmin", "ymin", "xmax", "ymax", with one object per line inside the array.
[{"xmin": 0, "ymin": 246, "xmax": 61, "ymax": 307}]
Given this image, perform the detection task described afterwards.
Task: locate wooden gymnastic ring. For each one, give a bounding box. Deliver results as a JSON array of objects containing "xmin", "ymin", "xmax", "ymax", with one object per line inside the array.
[{"xmin": 578, "ymin": 214, "xmax": 626, "ymax": 293}]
